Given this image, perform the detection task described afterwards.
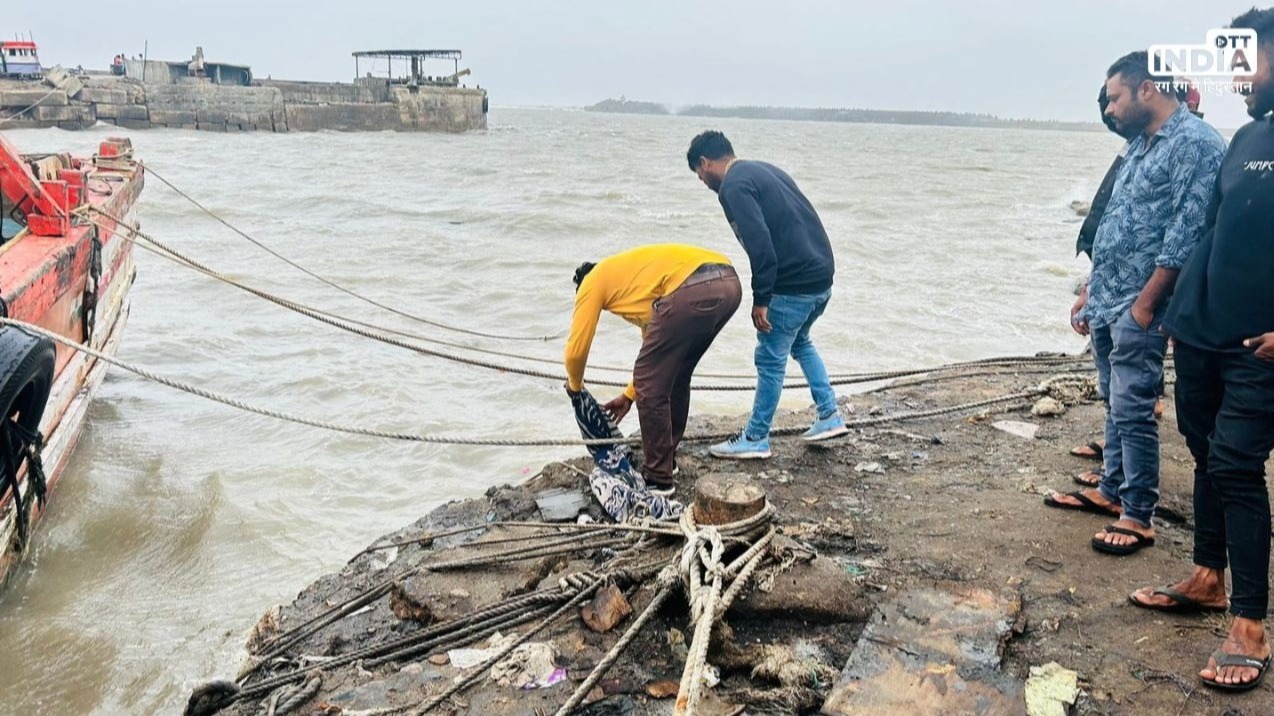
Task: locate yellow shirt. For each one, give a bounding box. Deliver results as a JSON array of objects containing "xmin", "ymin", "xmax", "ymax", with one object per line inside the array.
[{"xmin": 565, "ymin": 244, "xmax": 731, "ymax": 398}]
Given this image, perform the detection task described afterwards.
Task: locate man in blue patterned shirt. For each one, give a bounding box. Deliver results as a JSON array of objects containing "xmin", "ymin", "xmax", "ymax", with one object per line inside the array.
[{"xmin": 1045, "ymin": 51, "xmax": 1226, "ymax": 556}]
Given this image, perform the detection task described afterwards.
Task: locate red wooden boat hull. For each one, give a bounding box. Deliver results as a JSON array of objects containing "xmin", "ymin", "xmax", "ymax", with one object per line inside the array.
[{"xmin": 0, "ymin": 134, "xmax": 143, "ymax": 585}]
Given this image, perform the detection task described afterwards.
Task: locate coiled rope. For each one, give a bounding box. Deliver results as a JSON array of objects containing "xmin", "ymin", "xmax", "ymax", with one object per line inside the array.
[{"xmin": 553, "ymin": 506, "xmax": 778, "ymax": 716}]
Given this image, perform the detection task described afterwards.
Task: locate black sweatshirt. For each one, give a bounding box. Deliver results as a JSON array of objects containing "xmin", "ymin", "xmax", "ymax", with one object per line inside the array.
[
  {"xmin": 1165, "ymin": 117, "xmax": 1274, "ymax": 350},
  {"xmin": 717, "ymin": 160, "xmax": 834, "ymax": 307},
  {"xmin": 1076, "ymin": 153, "xmax": 1125, "ymax": 258}
]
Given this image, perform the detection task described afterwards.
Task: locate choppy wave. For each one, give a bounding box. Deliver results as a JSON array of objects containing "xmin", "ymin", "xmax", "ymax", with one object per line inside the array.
[{"xmin": 0, "ymin": 107, "xmax": 1118, "ymax": 714}]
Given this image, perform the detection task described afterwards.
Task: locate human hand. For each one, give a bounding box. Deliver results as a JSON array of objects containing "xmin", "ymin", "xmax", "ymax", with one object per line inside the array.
[
  {"xmin": 602, "ymin": 394, "xmax": 634, "ymax": 423},
  {"xmin": 1131, "ymin": 303, "xmax": 1154, "ymax": 331},
  {"xmin": 1244, "ymin": 333, "xmax": 1274, "ymax": 362},
  {"xmin": 752, "ymin": 305, "xmax": 771, "ymax": 333},
  {"xmin": 1070, "ymin": 295, "xmax": 1089, "ymax": 336}
]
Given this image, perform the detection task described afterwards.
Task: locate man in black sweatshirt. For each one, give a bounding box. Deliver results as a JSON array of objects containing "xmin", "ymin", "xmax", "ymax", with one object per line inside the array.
[
  {"xmin": 686, "ymin": 130, "xmax": 848, "ymax": 459},
  {"xmin": 1128, "ymin": 7, "xmax": 1274, "ymax": 693}
]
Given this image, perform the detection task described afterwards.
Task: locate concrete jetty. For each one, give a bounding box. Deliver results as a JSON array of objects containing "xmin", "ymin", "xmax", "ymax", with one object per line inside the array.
[
  {"xmin": 181, "ymin": 359, "xmax": 1274, "ymax": 716},
  {"xmin": 1, "ymin": 62, "xmax": 487, "ymax": 133}
]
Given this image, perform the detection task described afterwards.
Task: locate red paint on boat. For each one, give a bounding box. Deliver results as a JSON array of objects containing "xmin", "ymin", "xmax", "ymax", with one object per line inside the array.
[{"xmin": 0, "ymin": 133, "xmax": 144, "ymax": 584}]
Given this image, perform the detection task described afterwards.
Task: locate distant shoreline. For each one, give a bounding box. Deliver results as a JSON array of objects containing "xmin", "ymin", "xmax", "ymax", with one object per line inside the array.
[{"xmin": 585, "ymin": 97, "xmax": 1103, "ymax": 132}]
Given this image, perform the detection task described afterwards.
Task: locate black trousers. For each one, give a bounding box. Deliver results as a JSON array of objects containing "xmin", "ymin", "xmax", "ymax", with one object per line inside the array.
[{"xmin": 1174, "ymin": 340, "xmax": 1274, "ymax": 620}]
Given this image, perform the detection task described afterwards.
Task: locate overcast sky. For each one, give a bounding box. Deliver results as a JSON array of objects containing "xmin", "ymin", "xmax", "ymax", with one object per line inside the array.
[{"xmin": 9, "ymin": 0, "xmax": 1265, "ymax": 128}]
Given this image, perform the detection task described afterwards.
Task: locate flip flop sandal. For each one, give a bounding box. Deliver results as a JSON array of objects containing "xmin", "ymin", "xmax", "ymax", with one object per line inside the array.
[
  {"xmin": 1091, "ymin": 525, "xmax": 1155, "ymax": 555},
  {"xmin": 1128, "ymin": 586, "xmax": 1229, "ymax": 614},
  {"xmin": 1069, "ymin": 441, "xmax": 1104, "ymax": 460},
  {"xmin": 1043, "ymin": 491, "xmax": 1122, "ymax": 517},
  {"xmin": 1201, "ymin": 651, "xmax": 1272, "ymax": 692},
  {"xmin": 1072, "ymin": 470, "xmax": 1102, "ymax": 488}
]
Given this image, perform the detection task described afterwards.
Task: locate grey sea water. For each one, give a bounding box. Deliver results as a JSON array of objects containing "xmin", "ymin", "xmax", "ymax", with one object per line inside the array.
[{"xmin": 0, "ymin": 107, "xmax": 1118, "ymax": 713}]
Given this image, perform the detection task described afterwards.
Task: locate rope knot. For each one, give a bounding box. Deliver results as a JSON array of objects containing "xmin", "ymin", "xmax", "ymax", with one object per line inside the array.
[
  {"xmin": 1038, "ymin": 373, "xmax": 1098, "ymax": 404},
  {"xmin": 656, "ymin": 565, "xmax": 680, "ymax": 588}
]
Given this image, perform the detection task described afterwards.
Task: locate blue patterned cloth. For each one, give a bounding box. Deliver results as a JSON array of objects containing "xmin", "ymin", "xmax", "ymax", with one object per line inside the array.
[
  {"xmin": 1081, "ymin": 105, "xmax": 1226, "ymax": 328},
  {"xmin": 568, "ymin": 388, "xmax": 683, "ymax": 523}
]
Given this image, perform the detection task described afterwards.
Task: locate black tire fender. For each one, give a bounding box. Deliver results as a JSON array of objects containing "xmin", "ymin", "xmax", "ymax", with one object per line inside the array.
[
  {"xmin": 0, "ymin": 327, "xmax": 56, "ymax": 436},
  {"xmin": 0, "ymin": 326, "xmax": 56, "ymax": 552}
]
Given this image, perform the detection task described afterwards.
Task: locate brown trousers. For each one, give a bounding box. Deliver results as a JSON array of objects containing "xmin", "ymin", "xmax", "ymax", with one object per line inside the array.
[{"xmin": 633, "ymin": 265, "xmax": 742, "ymax": 483}]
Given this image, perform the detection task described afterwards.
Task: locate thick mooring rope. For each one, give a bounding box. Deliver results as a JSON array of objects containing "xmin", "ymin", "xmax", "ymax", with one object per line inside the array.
[
  {"xmin": 672, "ymin": 505, "xmax": 778, "ymax": 715},
  {"xmin": 88, "ymin": 207, "xmax": 1089, "ymax": 393},
  {"xmin": 0, "ymin": 87, "xmax": 66, "ymax": 126},
  {"xmin": 0, "ymin": 318, "xmax": 1086, "ymax": 448},
  {"xmin": 552, "ymin": 576, "xmax": 679, "ymax": 716},
  {"xmin": 143, "ymin": 164, "xmax": 565, "ymax": 343},
  {"xmin": 141, "ymin": 163, "xmax": 1094, "ymax": 383},
  {"xmin": 411, "ymin": 579, "xmax": 605, "ymax": 714}
]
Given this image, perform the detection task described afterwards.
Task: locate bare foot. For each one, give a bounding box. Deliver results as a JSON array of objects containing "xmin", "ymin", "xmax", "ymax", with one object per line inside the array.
[
  {"xmin": 1201, "ymin": 618, "xmax": 1270, "ymax": 687},
  {"xmin": 1130, "ymin": 566, "xmax": 1228, "ymax": 610},
  {"xmin": 1093, "ymin": 518, "xmax": 1154, "ymax": 548}
]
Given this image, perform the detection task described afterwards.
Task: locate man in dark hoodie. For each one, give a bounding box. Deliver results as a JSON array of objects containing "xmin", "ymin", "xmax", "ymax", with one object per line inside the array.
[{"xmin": 686, "ymin": 130, "xmax": 849, "ymax": 459}]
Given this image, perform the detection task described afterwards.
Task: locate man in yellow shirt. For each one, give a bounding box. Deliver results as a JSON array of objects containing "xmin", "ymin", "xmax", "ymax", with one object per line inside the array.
[{"xmin": 565, "ymin": 244, "xmax": 742, "ymax": 486}]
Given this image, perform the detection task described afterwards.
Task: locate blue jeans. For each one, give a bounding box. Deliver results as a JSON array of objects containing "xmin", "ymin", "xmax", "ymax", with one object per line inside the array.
[
  {"xmin": 745, "ymin": 289, "xmax": 838, "ymax": 439},
  {"xmin": 1091, "ymin": 306, "xmax": 1168, "ymax": 527}
]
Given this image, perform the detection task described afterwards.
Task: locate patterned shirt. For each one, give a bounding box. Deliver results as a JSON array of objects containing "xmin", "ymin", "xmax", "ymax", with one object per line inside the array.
[{"xmin": 1081, "ymin": 104, "xmax": 1226, "ymax": 328}]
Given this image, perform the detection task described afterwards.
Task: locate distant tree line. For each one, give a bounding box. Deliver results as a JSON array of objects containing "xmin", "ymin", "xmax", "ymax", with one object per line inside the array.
[{"xmin": 584, "ymin": 98, "xmax": 1100, "ymax": 132}]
